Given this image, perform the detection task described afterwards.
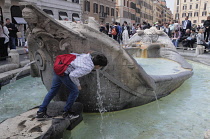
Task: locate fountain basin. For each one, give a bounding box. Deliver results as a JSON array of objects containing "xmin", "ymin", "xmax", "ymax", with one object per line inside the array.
[{"xmin": 22, "ymin": 5, "xmax": 193, "ymax": 112}]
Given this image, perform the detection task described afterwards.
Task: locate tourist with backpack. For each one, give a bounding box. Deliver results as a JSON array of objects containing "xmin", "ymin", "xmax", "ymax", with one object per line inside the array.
[
  {"xmin": 36, "ymin": 52, "xmax": 108, "ymax": 119},
  {"xmin": 112, "ymin": 22, "xmax": 119, "ymax": 41}
]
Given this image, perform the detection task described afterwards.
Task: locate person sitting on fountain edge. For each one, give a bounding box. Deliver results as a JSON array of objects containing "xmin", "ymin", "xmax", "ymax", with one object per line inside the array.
[{"xmin": 36, "ymin": 52, "xmax": 108, "ymax": 119}]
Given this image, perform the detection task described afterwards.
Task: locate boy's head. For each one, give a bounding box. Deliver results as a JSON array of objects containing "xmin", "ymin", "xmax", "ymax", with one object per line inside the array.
[{"xmin": 90, "ymin": 52, "xmax": 108, "ymax": 69}]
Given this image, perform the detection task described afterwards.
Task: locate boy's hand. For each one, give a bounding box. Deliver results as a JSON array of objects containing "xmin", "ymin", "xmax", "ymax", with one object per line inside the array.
[{"xmin": 78, "ymin": 86, "xmax": 82, "ymax": 90}]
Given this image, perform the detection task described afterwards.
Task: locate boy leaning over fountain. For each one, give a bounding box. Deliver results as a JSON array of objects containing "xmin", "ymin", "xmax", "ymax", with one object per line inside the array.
[{"xmin": 36, "ymin": 52, "xmax": 108, "ymax": 119}]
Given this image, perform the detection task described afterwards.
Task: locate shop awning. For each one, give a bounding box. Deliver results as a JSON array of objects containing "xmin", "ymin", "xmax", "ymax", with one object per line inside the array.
[
  {"xmin": 59, "ymin": 15, "xmax": 69, "ymax": 21},
  {"xmin": 13, "ymin": 17, "xmax": 27, "ymax": 24},
  {"xmin": 73, "ymin": 17, "xmax": 80, "ymax": 21}
]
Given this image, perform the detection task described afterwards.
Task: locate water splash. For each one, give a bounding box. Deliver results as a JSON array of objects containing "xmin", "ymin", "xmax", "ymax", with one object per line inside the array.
[
  {"xmin": 96, "ymin": 69, "xmax": 107, "ymax": 138},
  {"xmin": 152, "ymin": 91, "xmax": 161, "ymax": 112},
  {"xmin": 10, "ymin": 61, "xmax": 36, "ymax": 83}
]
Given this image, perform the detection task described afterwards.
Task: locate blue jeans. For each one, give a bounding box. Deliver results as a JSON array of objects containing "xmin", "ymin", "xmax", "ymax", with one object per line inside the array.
[
  {"xmin": 39, "ymin": 73, "xmax": 79, "ymax": 112},
  {"xmin": 172, "ymin": 39, "xmax": 179, "ymax": 47},
  {"xmin": 9, "ymin": 37, "xmax": 16, "ymax": 49}
]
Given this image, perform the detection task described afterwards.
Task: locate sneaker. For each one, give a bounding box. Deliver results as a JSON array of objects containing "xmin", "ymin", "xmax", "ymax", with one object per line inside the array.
[
  {"xmin": 62, "ymin": 111, "xmax": 79, "ymax": 120},
  {"xmin": 36, "ymin": 111, "xmax": 52, "ymax": 118}
]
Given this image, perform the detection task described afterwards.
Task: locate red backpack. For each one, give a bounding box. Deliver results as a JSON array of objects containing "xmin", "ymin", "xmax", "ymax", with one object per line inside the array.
[{"xmin": 54, "ymin": 54, "xmax": 76, "ymax": 76}]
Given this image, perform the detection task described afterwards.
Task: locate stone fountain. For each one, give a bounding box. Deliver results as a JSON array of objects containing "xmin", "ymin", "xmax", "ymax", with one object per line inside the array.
[{"xmin": 22, "ymin": 5, "xmax": 192, "ymax": 112}]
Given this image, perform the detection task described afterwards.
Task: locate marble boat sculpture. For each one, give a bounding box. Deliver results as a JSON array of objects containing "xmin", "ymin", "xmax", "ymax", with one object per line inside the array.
[{"xmin": 22, "ymin": 5, "xmax": 193, "ymax": 112}]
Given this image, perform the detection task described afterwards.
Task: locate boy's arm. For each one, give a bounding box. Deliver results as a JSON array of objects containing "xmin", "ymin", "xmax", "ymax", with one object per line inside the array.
[{"xmin": 69, "ymin": 67, "xmax": 92, "ymax": 88}]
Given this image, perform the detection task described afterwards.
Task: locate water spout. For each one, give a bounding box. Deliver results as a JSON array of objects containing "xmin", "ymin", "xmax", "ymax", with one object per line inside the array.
[{"xmin": 10, "ymin": 61, "xmax": 36, "ymax": 83}]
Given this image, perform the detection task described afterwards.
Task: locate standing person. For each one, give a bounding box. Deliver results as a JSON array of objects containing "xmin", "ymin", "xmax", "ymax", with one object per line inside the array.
[
  {"xmin": 182, "ymin": 16, "xmax": 192, "ymax": 35},
  {"xmin": 117, "ymin": 23, "xmax": 122, "ymax": 44},
  {"xmin": 197, "ymin": 25, "xmax": 201, "ymax": 32},
  {"xmin": 122, "ymin": 25, "xmax": 129, "ymax": 46},
  {"xmin": 36, "ymin": 52, "xmax": 108, "ymax": 119},
  {"xmin": 122, "ymin": 21, "xmax": 131, "ymax": 38},
  {"xmin": 169, "ymin": 21, "xmax": 175, "ymax": 34},
  {"xmin": 112, "ymin": 22, "xmax": 119, "ymax": 42},
  {"xmin": 142, "ymin": 21, "xmax": 149, "ymax": 30},
  {"xmin": 132, "ymin": 24, "xmax": 136, "ymax": 35},
  {"xmin": 163, "ymin": 23, "xmax": 172, "ymax": 38},
  {"xmin": 0, "ymin": 21, "xmax": 9, "ymax": 60},
  {"xmin": 203, "ymin": 16, "xmax": 210, "ymax": 42},
  {"xmin": 197, "ymin": 29, "xmax": 210, "ymax": 51},
  {"xmin": 5, "ymin": 18, "xmax": 18, "ymax": 49},
  {"xmin": 172, "ymin": 30, "xmax": 181, "ymax": 48}
]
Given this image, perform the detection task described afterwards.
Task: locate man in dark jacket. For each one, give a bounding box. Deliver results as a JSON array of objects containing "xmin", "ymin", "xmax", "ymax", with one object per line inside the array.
[
  {"xmin": 180, "ymin": 29, "xmax": 191, "ymax": 49},
  {"xmin": 112, "ymin": 22, "xmax": 119, "ymax": 42},
  {"xmin": 182, "ymin": 16, "xmax": 192, "ymax": 35},
  {"xmin": 203, "ymin": 16, "xmax": 210, "ymax": 42},
  {"xmin": 5, "ymin": 18, "xmax": 18, "ymax": 49}
]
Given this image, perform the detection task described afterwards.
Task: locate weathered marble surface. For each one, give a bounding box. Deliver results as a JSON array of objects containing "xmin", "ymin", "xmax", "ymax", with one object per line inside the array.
[
  {"xmin": 0, "ymin": 102, "xmax": 83, "ymax": 139},
  {"xmin": 22, "ymin": 5, "xmax": 193, "ymax": 112}
]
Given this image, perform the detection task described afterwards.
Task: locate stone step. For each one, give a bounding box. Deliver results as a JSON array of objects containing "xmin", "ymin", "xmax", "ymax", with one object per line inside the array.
[{"xmin": 0, "ymin": 66, "xmax": 30, "ymax": 84}]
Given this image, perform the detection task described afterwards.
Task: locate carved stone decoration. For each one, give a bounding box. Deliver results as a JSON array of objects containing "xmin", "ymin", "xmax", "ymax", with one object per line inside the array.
[
  {"xmin": 22, "ymin": 5, "xmax": 193, "ymax": 112},
  {"xmin": 35, "ymin": 49, "xmax": 46, "ymax": 71}
]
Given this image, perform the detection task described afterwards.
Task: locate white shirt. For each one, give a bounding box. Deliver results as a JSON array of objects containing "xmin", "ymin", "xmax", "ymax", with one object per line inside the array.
[
  {"xmin": 183, "ymin": 20, "xmax": 188, "ymax": 29},
  {"xmin": 0, "ymin": 25, "xmax": 9, "ymax": 44},
  {"xmin": 65, "ymin": 53, "xmax": 94, "ymax": 86}
]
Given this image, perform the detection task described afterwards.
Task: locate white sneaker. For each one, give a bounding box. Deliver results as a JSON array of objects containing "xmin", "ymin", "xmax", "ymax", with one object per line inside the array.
[{"xmin": 67, "ymin": 114, "xmax": 79, "ymax": 120}]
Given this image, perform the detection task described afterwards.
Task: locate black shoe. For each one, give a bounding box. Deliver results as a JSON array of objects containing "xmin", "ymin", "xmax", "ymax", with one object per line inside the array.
[
  {"xmin": 62, "ymin": 111, "xmax": 79, "ymax": 120},
  {"xmin": 36, "ymin": 111, "xmax": 52, "ymax": 118}
]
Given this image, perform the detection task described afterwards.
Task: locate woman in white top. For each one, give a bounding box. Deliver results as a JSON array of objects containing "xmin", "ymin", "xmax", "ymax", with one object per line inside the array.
[
  {"xmin": 122, "ymin": 26, "xmax": 129, "ymax": 46},
  {"xmin": 0, "ymin": 21, "xmax": 9, "ymax": 60}
]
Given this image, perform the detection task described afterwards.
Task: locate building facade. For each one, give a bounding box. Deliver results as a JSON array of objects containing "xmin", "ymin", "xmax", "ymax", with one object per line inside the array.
[
  {"xmin": 82, "ymin": 0, "xmax": 116, "ymax": 24},
  {"xmin": 174, "ymin": 0, "xmax": 210, "ymax": 25},
  {"xmin": 0, "ymin": 0, "xmax": 81, "ymax": 23}
]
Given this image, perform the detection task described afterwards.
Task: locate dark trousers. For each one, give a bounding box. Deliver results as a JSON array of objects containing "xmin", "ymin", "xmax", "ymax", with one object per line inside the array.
[
  {"xmin": 9, "ymin": 37, "xmax": 16, "ymax": 49},
  {"xmin": 0, "ymin": 38, "xmax": 8, "ymax": 60},
  {"xmin": 204, "ymin": 29, "xmax": 210, "ymax": 42},
  {"xmin": 39, "ymin": 73, "xmax": 79, "ymax": 112}
]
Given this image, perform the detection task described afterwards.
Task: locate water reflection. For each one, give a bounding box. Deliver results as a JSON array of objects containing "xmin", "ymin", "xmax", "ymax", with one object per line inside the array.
[{"xmin": 66, "ymin": 61, "xmax": 210, "ymax": 139}]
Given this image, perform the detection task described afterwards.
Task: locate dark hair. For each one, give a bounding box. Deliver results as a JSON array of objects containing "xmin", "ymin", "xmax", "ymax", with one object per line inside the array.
[
  {"xmin": 91, "ymin": 52, "xmax": 108, "ymax": 67},
  {"xmin": 5, "ymin": 18, "xmax": 10, "ymax": 21},
  {"xmin": 192, "ymin": 29, "xmax": 195, "ymax": 32},
  {"xmin": 124, "ymin": 21, "xmax": 127, "ymax": 24}
]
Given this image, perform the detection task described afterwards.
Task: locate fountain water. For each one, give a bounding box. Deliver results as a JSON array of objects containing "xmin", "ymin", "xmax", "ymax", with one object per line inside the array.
[
  {"xmin": 10, "ymin": 61, "xmax": 36, "ymax": 83},
  {"xmin": 96, "ymin": 69, "xmax": 107, "ymax": 138}
]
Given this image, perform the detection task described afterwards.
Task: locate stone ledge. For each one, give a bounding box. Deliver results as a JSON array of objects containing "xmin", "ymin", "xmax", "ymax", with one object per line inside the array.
[{"xmin": 0, "ymin": 102, "xmax": 83, "ymax": 139}]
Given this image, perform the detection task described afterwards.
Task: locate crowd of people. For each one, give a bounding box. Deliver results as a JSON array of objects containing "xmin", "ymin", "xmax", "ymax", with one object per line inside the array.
[
  {"xmin": 100, "ymin": 16, "xmax": 210, "ymax": 52},
  {"xmin": 0, "ymin": 18, "xmax": 25, "ymax": 61}
]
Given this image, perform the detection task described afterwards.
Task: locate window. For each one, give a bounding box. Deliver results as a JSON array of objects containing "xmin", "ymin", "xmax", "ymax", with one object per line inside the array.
[
  {"xmin": 43, "ymin": 9, "xmax": 54, "ymax": 17},
  {"xmin": 93, "ymin": 3, "xmax": 98, "ymax": 13},
  {"xmin": 111, "ymin": 8, "xmax": 114, "ymax": 16},
  {"xmin": 184, "ymin": 0, "xmax": 186, "ymax": 2},
  {"xmin": 106, "ymin": 7, "xmax": 109, "ymax": 15},
  {"xmin": 124, "ymin": 0, "xmax": 126, "ymax": 6},
  {"xmin": 176, "ymin": 6, "xmax": 179, "ymax": 12},
  {"xmin": 202, "ymin": 11, "xmax": 207, "ymax": 16},
  {"xmin": 190, "ymin": 5, "xmax": 192, "ymax": 9},
  {"xmin": 177, "ymin": 0, "xmax": 179, "ymax": 5},
  {"xmin": 196, "ymin": 4, "xmax": 198, "ymax": 9},
  {"xmin": 204, "ymin": 3, "xmax": 207, "ymax": 10},
  {"xmin": 84, "ymin": 1, "xmax": 90, "ymax": 12},
  {"xmin": 188, "ymin": 12, "xmax": 192, "ymax": 17},
  {"xmin": 0, "ymin": 7, "xmax": 3, "ymax": 22},
  {"xmin": 194, "ymin": 12, "xmax": 198, "ymax": 17},
  {"xmin": 59, "ymin": 11, "xmax": 68, "ymax": 20},
  {"xmin": 127, "ymin": 1, "xmax": 129, "ymax": 7},
  {"xmin": 72, "ymin": 13, "xmax": 80, "ymax": 22},
  {"xmin": 193, "ymin": 20, "xmax": 197, "ymax": 23},
  {"xmin": 100, "ymin": 5, "xmax": 104, "ymax": 13},
  {"xmin": 201, "ymin": 20, "xmax": 205, "ymax": 23},
  {"xmin": 72, "ymin": 0, "xmax": 79, "ymax": 3}
]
